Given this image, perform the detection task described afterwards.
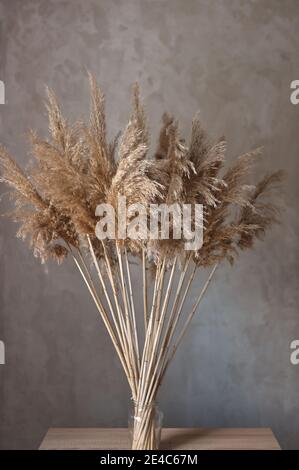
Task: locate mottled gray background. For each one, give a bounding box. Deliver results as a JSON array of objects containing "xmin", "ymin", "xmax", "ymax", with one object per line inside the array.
[{"xmin": 0, "ymin": 0, "xmax": 298, "ymax": 450}]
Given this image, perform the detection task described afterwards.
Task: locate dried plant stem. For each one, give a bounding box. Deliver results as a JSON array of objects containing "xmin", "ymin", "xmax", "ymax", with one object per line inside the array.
[
  {"xmin": 142, "ymin": 256, "xmax": 192, "ymax": 408},
  {"xmin": 124, "ymin": 247, "xmax": 140, "ymax": 367},
  {"xmin": 139, "ymin": 258, "xmax": 177, "ymax": 408},
  {"xmin": 72, "ymin": 237, "xmax": 218, "ymax": 449},
  {"xmin": 87, "ymin": 236, "xmax": 127, "ymax": 357},
  {"xmin": 69, "ymin": 249, "xmax": 132, "ymax": 388},
  {"xmin": 131, "ymin": 262, "xmax": 163, "ymax": 449},
  {"xmin": 160, "ymin": 256, "xmax": 192, "ymax": 353},
  {"xmin": 158, "ymin": 262, "xmax": 198, "ymax": 378},
  {"xmin": 133, "ymin": 406, "xmax": 153, "ymax": 449},
  {"xmin": 143, "ymin": 260, "xmax": 167, "ymax": 380},
  {"xmin": 133, "ymin": 259, "xmax": 177, "ymax": 448},
  {"xmin": 141, "ymin": 265, "xmax": 199, "ymax": 430},
  {"xmin": 142, "ymin": 248, "xmax": 148, "ymax": 331},
  {"xmin": 133, "ymin": 262, "xmax": 218, "ymax": 449},
  {"xmin": 116, "ymin": 243, "xmax": 139, "ymax": 388},
  {"xmin": 102, "ymin": 242, "xmax": 129, "ymax": 343},
  {"xmin": 71, "ymin": 238, "xmax": 218, "ymax": 449},
  {"xmin": 153, "ymin": 259, "xmax": 166, "ymax": 340},
  {"xmin": 137, "ymin": 260, "xmax": 163, "ymax": 404},
  {"xmin": 163, "ymin": 263, "xmax": 218, "ymax": 376},
  {"xmin": 101, "ymin": 241, "xmax": 137, "ymax": 397}
]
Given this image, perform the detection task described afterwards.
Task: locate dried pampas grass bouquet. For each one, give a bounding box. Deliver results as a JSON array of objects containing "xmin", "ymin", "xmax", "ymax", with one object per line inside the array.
[{"xmin": 0, "ymin": 75, "xmax": 283, "ymax": 450}]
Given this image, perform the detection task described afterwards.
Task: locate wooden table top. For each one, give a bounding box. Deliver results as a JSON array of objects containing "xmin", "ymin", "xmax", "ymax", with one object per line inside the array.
[{"xmin": 39, "ymin": 427, "xmax": 281, "ymax": 450}]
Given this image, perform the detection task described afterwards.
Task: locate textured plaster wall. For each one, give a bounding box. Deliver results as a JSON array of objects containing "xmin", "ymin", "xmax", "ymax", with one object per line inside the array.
[{"xmin": 0, "ymin": 0, "xmax": 299, "ymax": 449}]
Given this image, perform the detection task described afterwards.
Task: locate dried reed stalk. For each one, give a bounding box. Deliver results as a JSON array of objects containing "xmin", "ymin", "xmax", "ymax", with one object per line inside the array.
[{"xmin": 0, "ymin": 76, "xmax": 283, "ymax": 449}]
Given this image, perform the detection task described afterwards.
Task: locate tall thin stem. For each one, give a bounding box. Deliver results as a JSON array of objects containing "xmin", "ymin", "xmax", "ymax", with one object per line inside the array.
[
  {"xmin": 101, "ymin": 240, "xmax": 137, "ymax": 398},
  {"xmin": 87, "ymin": 236, "xmax": 127, "ymax": 357},
  {"xmin": 142, "ymin": 248, "xmax": 148, "ymax": 331},
  {"xmin": 69, "ymin": 239, "xmax": 218, "ymax": 450},
  {"xmin": 137, "ymin": 260, "xmax": 163, "ymax": 405},
  {"xmin": 116, "ymin": 243, "xmax": 139, "ymax": 389},
  {"xmin": 142, "ymin": 256, "xmax": 192, "ymax": 407},
  {"xmin": 124, "ymin": 247, "xmax": 140, "ymax": 368},
  {"xmin": 161, "ymin": 263, "xmax": 218, "ymax": 379},
  {"xmin": 69, "ymin": 247, "xmax": 132, "ymax": 388}
]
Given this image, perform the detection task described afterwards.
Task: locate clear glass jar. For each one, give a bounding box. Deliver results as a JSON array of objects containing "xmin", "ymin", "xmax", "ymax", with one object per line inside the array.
[{"xmin": 128, "ymin": 400, "xmax": 163, "ymax": 450}]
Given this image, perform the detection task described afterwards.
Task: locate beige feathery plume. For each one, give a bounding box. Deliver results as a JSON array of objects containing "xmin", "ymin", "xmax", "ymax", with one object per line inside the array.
[
  {"xmin": 0, "ymin": 144, "xmax": 77, "ymax": 263},
  {"xmin": 151, "ymin": 111, "xmax": 283, "ymax": 267},
  {"xmin": 0, "ymin": 79, "xmax": 284, "ymax": 451},
  {"xmin": 107, "ymin": 84, "xmax": 163, "ymax": 257},
  {"xmin": 0, "ymin": 78, "xmax": 283, "ymax": 269}
]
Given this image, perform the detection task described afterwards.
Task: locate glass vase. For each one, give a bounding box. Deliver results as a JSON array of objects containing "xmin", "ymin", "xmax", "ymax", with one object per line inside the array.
[{"xmin": 128, "ymin": 400, "xmax": 163, "ymax": 450}]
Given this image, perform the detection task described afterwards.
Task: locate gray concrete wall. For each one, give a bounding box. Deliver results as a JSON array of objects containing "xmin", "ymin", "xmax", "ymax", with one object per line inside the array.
[{"xmin": 0, "ymin": 0, "xmax": 298, "ymax": 449}]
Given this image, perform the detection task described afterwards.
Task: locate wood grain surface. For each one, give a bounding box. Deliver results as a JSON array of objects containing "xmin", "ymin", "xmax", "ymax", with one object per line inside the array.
[{"xmin": 39, "ymin": 427, "xmax": 281, "ymax": 450}]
